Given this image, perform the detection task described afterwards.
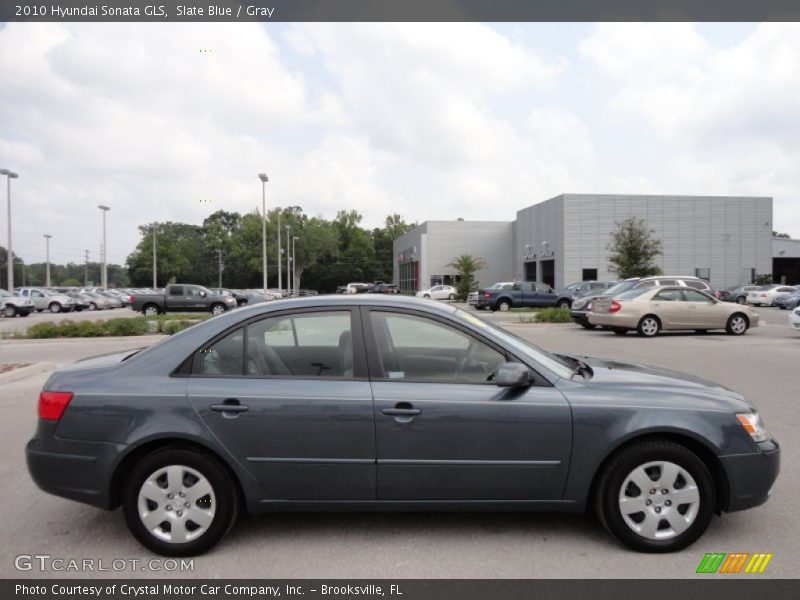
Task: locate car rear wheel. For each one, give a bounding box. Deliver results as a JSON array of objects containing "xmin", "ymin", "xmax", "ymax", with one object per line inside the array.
[
  {"xmin": 595, "ymin": 440, "xmax": 715, "ymax": 553},
  {"xmin": 89, "ymin": 303, "xmax": 97, "ymax": 311},
  {"xmin": 143, "ymin": 304, "xmax": 160, "ymax": 317},
  {"xmin": 726, "ymin": 313, "xmax": 749, "ymax": 335},
  {"xmin": 49, "ymin": 302, "xmax": 62, "ymax": 313},
  {"xmin": 123, "ymin": 447, "xmax": 238, "ymax": 557},
  {"xmin": 637, "ymin": 316, "xmax": 660, "ymax": 337},
  {"xmin": 423, "ymin": 294, "xmax": 430, "ymax": 299},
  {"xmin": 496, "ymin": 300, "xmax": 511, "ymax": 312}
]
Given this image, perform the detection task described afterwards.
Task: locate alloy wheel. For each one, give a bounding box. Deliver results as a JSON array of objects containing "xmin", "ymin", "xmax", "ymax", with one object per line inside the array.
[
  {"xmin": 639, "ymin": 317, "xmax": 659, "ymax": 336},
  {"xmin": 729, "ymin": 315, "xmax": 747, "ymax": 335}
]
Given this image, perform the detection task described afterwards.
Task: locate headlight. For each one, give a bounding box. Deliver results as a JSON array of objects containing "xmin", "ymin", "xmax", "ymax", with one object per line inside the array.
[
  {"xmin": 573, "ymin": 298, "xmax": 587, "ymax": 309},
  {"xmin": 737, "ymin": 412, "xmax": 769, "ymax": 443}
]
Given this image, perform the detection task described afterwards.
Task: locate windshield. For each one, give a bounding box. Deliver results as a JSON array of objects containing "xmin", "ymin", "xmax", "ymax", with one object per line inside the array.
[
  {"xmin": 453, "ymin": 308, "xmax": 574, "ymax": 379},
  {"xmin": 604, "ymin": 280, "xmax": 637, "ymax": 297}
]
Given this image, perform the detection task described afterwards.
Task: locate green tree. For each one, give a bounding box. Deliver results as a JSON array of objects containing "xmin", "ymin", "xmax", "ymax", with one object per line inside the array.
[
  {"xmin": 60, "ymin": 278, "xmax": 81, "ymax": 287},
  {"xmin": 447, "ymin": 254, "xmax": 487, "ymax": 302},
  {"xmin": 753, "ymin": 273, "xmax": 774, "ymax": 285},
  {"xmin": 607, "ymin": 217, "xmax": 663, "ymax": 278},
  {"xmin": 372, "ymin": 214, "xmax": 414, "ymax": 283},
  {"xmin": 773, "ymin": 230, "xmax": 791, "ymax": 239}
]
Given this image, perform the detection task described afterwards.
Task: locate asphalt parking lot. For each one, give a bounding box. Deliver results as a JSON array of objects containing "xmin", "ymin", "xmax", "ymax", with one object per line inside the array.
[{"xmin": 0, "ymin": 311, "xmax": 797, "ymax": 579}]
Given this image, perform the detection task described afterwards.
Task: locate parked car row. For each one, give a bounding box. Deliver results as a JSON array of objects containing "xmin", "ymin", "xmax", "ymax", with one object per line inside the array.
[
  {"xmin": 337, "ymin": 282, "xmax": 400, "ymax": 295},
  {"xmin": 1, "ymin": 287, "xmax": 132, "ymax": 317}
]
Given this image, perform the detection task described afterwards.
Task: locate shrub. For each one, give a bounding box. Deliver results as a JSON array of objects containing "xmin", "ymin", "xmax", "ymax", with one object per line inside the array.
[
  {"xmin": 518, "ymin": 308, "xmax": 572, "ymax": 324},
  {"xmin": 26, "ymin": 322, "xmax": 62, "ymax": 339},
  {"xmin": 104, "ymin": 317, "xmax": 149, "ymax": 337},
  {"xmin": 160, "ymin": 320, "xmax": 196, "ymax": 335}
]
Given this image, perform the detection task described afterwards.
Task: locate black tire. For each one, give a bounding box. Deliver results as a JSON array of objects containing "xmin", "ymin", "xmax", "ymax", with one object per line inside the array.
[
  {"xmin": 423, "ymin": 294, "xmax": 430, "ymax": 299},
  {"xmin": 557, "ymin": 299, "xmax": 571, "ymax": 309},
  {"xmin": 122, "ymin": 447, "xmax": 239, "ymax": 557},
  {"xmin": 4, "ymin": 305, "xmax": 16, "ymax": 318},
  {"xmin": 89, "ymin": 303, "xmax": 97, "ymax": 311},
  {"xmin": 612, "ymin": 327, "xmax": 628, "ymax": 335},
  {"xmin": 594, "ymin": 440, "xmax": 716, "ymax": 553},
  {"xmin": 143, "ymin": 304, "xmax": 160, "ymax": 317},
  {"xmin": 49, "ymin": 302, "xmax": 62, "ymax": 313},
  {"xmin": 725, "ymin": 313, "xmax": 749, "ymax": 336},
  {"xmin": 637, "ymin": 315, "xmax": 661, "ymax": 337},
  {"xmin": 210, "ymin": 303, "xmax": 227, "ymax": 316},
  {"xmin": 448, "ymin": 293, "xmax": 455, "ymax": 300},
  {"xmin": 496, "ymin": 300, "xmax": 511, "ymax": 312},
  {"xmin": 579, "ymin": 321, "xmax": 596, "ymax": 330},
  {"xmin": 735, "ymin": 296, "xmax": 746, "ymax": 304}
]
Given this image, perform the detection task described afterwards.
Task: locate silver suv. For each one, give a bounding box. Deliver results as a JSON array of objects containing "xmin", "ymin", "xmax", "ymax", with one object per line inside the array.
[
  {"xmin": 633, "ymin": 276, "xmax": 718, "ymax": 297},
  {"xmin": 16, "ymin": 287, "xmax": 76, "ymax": 313}
]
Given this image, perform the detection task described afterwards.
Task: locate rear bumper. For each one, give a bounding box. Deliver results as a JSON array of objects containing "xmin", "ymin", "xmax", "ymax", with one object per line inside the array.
[
  {"xmin": 26, "ymin": 431, "xmax": 122, "ymax": 510},
  {"xmin": 570, "ymin": 309, "xmax": 589, "ymax": 323},
  {"xmin": 588, "ymin": 313, "xmax": 638, "ymax": 328},
  {"xmin": 720, "ymin": 439, "xmax": 780, "ymax": 512}
]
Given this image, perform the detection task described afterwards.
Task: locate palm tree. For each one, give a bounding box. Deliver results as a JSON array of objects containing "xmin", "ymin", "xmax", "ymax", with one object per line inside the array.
[{"xmin": 446, "ymin": 254, "xmax": 487, "ymax": 302}]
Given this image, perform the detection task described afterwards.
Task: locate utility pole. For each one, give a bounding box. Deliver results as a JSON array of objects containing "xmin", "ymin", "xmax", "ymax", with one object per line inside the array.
[
  {"xmin": 258, "ymin": 174, "xmax": 268, "ymax": 294},
  {"xmin": 152, "ymin": 225, "xmax": 157, "ymax": 290},
  {"xmin": 293, "ymin": 235, "xmax": 299, "ymax": 296},
  {"xmin": 43, "ymin": 234, "xmax": 52, "ymax": 287},
  {"xmin": 277, "ymin": 208, "xmax": 282, "ymax": 292},
  {"xmin": 98, "ymin": 205, "xmax": 110, "ymax": 289},
  {"xmin": 215, "ymin": 249, "xmax": 223, "ymax": 288},
  {"xmin": 0, "ymin": 168, "xmax": 18, "ymax": 291},
  {"xmin": 84, "ymin": 250, "xmax": 89, "ymax": 287},
  {"xmin": 285, "ymin": 224, "xmax": 291, "ymax": 297}
]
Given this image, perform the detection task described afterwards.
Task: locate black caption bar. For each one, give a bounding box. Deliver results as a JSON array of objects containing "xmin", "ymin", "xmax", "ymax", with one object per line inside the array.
[
  {"xmin": 4, "ymin": 580, "xmax": 800, "ymax": 600},
  {"xmin": 3, "ymin": 0, "xmax": 800, "ymax": 22}
]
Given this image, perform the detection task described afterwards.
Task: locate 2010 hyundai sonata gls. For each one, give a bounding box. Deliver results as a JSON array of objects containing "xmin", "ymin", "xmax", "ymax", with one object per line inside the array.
[{"xmin": 26, "ymin": 295, "xmax": 779, "ymax": 556}]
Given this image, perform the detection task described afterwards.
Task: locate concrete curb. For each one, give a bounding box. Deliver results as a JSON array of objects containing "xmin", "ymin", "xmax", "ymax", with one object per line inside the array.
[
  {"xmin": 0, "ymin": 335, "xmax": 167, "ymax": 344},
  {"xmin": 0, "ymin": 362, "xmax": 55, "ymax": 384}
]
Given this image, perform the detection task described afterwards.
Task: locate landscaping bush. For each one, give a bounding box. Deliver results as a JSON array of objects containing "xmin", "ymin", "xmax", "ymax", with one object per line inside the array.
[
  {"xmin": 160, "ymin": 320, "xmax": 197, "ymax": 335},
  {"xmin": 104, "ymin": 318, "xmax": 149, "ymax": 337},
  {"xmin": 25, "ymin": 322, "xmax": 62, "ymax": 339},
  {"xmin": 517, "ymin": 307, "xmax": 572, "ymax": 324}
]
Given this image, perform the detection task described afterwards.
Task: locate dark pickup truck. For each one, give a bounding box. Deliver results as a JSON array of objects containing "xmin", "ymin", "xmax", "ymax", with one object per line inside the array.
[
  {"xmin": 129, "ymin": 284, "xmax": 238, "ymax": 316},
  {"xmin": 475, "ymin": 281, "xmax": 573, "ymax": 312}
]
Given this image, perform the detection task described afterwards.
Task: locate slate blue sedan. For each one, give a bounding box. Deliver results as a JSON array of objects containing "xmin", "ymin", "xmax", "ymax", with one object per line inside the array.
[{"xmin": 26, "ymin": 295, "xmax": 779, "ymax": 556}]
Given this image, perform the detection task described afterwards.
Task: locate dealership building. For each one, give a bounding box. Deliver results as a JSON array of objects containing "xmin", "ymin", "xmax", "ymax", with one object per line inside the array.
[{"xmin": 394, "ymin": 193, "xmax": 800, "ymax": 292}]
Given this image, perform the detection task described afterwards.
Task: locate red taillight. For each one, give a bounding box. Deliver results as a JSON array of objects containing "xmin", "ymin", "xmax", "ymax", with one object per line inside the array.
[
  {"xmin": 129, "ymin": 295, "xmax": 135, "ymax": 303},
  {"xmin": 609, "ymin": 300, "xmax": 622, "ymax": 314},
  {"xmin": 38, "ymin": 391, "xmax": 73, "ymax": 421},
  {"xmin": 715, "ymin": 291, "xmax": 721, "ymax": 299},
  {"xmin": 483, "ymin": 292, "xmax": 490, "ymax": 299}
]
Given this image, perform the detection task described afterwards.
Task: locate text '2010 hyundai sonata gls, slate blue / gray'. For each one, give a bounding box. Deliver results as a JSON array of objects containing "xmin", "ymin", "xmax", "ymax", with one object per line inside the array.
[{"xmin": 26, "ymin": 295, "xmax": 779, "ymax": 556}]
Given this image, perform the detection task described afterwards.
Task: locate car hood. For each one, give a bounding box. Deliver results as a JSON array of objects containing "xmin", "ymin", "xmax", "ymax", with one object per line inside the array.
[{"xmin": 562, "ymin": 354, "xmax": 752, "ymax": 411}]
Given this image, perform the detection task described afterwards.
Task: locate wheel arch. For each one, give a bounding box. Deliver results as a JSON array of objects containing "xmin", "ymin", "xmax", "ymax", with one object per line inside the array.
[
  {"xmin": 585, "ymin": 431, "xmax": 730, "ymax": 514},
  {"xmin": 108, "ymin": 436, "xmax": 249, "ymax": 515}
]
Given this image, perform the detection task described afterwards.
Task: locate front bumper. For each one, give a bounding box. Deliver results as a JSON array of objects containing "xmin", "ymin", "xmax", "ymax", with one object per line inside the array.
[{"xmin": 720, "ymin": 438, "xmax": 780, "ymax": 512}]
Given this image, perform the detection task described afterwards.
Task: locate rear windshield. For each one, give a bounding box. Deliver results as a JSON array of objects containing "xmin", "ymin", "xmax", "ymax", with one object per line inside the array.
[
  {"xmin": 604, "ymin": 280, "xmax": 637, "ymax": 296},
  {"xmin": 616, "ymin": 288, "xmax": 650, "ymax": 300},
  {"xmin": 758, "ymin": 285, "xmax": 776, "ymax": 290}
]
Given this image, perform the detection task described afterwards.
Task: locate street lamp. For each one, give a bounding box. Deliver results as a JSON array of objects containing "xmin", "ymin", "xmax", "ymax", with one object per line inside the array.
[
  {"xmin": 285, "ymin": 224, "xmax": 291, "ymax": 296},
  {"xmin": 276, "ymin": 207, "xmax": 282, "ymax": 292},
  {"xmin": 0, "ymin": 168, "xmax": 19, "ymax": 291},
  {"xmin": 150, "ymin": 225, "xmax": 158, "ymax": 290},
  {"xmin": 43, "ymin": 234, "xmax": 52, "ymax": 287},
  {"xmin": 258, "ymin": 174, "xmax": 268, "ymax": 294},
  {"xmin": 292, "ymin": 235, "xmax": 299, "ymax": 296},
  {"xmin": 98, "ymin": 205, "xmax": 110, "ymax": 289}
]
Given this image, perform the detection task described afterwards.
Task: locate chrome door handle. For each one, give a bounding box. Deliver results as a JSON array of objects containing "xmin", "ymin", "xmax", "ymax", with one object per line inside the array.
[
  {"xmin": 210, "ymin": 399, "xmax": 249, "ymax": 414},
  {"xmin": 382, "ymin": 408, "xmax": 421, "ymax": 416}
]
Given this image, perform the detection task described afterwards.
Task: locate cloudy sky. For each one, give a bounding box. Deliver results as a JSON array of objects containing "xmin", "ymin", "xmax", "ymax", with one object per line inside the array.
[{"xmin": 0, "ymin": 22, "xmax": 799, "ymax": 267}]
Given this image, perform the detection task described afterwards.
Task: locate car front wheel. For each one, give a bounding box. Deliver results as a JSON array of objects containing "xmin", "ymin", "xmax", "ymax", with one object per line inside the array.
[
  {"xmin": 143, "ymin": 304, "xmax": 160, "ymax": 317},
  {"xmin": 496, "ymin": 301, "xmax": 511, "ymax": 312},
  {"xmin": 123, "ymin": 447, "xmax": 238, "ymax": 557},
  {"xmin": 557, "ymin": 299, "xmax": 570, "ymax": 309},
  {"xmin": 210, "ymin": 303, "xmax": 226, "ymax": 316},
  {"xmin": 736, "ymin": 296, "xmax": 746, "ymax": 304},
  {"xmin": 49, "ymin": 302, "xmax": 62, "ymax": 313},
  {"xmin": 4, "ymin": 305, "xmax": 16, "ymax": 317},
  {"xmin": 595, "ymin": 440, "xmax": 715, "ymax": 553}
]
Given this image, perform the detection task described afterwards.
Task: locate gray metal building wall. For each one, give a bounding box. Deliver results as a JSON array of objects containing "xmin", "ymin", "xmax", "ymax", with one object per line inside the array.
[
  {"xmin": 394, "ymin": 221, "xmax": 513, "ymax": 290},
  {"xmin": 513, "ymin": 197, "xmax": 565, "ymax": 288},
  {"xmin": 558, "ymin": 194, "xmax": 773, "ymax": 289}
]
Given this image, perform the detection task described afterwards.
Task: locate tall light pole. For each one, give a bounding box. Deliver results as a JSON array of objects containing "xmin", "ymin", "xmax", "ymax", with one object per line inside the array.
[
  {"xmin": 292, "ymin": 235, "xmax": 299, "ymax": 296},
  {"xmin": 0, "ymin": 168, "xmax": 18, "ymax": 291},
  {"xmin": 258, "ymin": 174, "xmax": 268, "ymax": 294},
  {"xmin": 276, "ymin": 208, "xmax": 282, "ymax": 292},
  {"xmin": 215, "ymin": 249, "xmax": 223, "ymax": 288},
  {"xmin": 151, "ymin": 225, "xmax": 157, "ymax": 290},
  {"xmin": 98, "ymin": 205, "xmax": 110, "ymax": 289},
  {"xmin": 285, "ymin": 224, "xmax": 291, "ymax": 296},
  {"xmin": 43, "ymin": 234, "xmax": 52, "ymax": 287},
  {"xmin": 84, "ymin": 250, "xmax": 89, "ymax": 287}
]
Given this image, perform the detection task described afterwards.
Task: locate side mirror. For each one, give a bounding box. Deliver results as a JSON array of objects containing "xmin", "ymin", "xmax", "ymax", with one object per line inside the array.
[
  {"xmin": 495, "ymin": 362, "xmax": 532, "ymax": 387},
  {"xmin": 200, "ymin": 291, "xmax": 207, "ymax": 297}
]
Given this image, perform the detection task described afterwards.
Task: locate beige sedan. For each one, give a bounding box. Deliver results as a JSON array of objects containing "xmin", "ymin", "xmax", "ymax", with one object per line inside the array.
[{"xmin": 589, "ymin": 286, "xmax": 759, "ymax": 336}]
